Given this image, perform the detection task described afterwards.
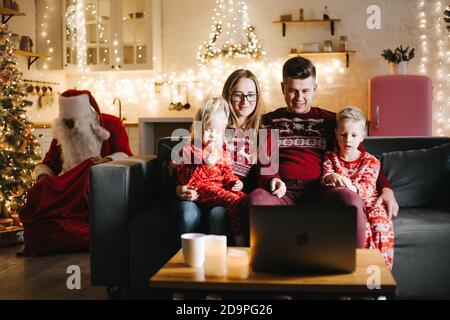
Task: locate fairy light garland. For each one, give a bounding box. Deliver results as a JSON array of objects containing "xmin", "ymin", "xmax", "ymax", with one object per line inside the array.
[
  {"xmin": 39, "ymin": 4, "xmax": 53, "ymax": 70},
  {"xmin": 418, "ymin": 0, "xmax": 449, "ymax": 136},
  {"xmin": 75, "ymin": 0, "xmax": 87, "ymax": 71},
  {"xmin": 197, "ymin": 0, "xmax": 265, "ymax": 65}
]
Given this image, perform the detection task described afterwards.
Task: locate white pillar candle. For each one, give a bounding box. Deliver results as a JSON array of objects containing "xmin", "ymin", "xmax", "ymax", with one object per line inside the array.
[
  {"xmin": 227, "ymin": 249, "xmax": 249, "ymax": 280},
  {"xmin": 204, "ymin": 235, "xmax": 227, "ymax": 277}
]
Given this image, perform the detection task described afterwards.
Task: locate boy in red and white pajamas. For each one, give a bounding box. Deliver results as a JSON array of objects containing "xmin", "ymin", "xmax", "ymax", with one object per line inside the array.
[{"xmin": 321, "ymin": 107, "xmax": 394, "ymax": 269}]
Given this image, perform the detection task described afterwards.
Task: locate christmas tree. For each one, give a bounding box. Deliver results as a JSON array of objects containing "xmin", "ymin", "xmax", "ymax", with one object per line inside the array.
[
  {"xmin": 0, "ymin": 24, "xmax": 40, "ymax": 227},
  {"xmin": 197, "ymin": 0, "xmax": 264, "ymax": 64}
]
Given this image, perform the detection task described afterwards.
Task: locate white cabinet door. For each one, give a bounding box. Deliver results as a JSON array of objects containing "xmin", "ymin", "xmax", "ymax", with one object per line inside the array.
[
  {"xmin": 64, "ymin": 0, "xmax": 113, "ymax": 71},
  {"xmin": 63, "ymin": 0, "xmax": 161, "ymax": 72}
]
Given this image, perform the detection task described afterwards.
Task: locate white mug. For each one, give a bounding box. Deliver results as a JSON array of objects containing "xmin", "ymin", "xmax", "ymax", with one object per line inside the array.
[{"xmin": 181, "ymin": 233, "xmax": 206, "ymax": 267}]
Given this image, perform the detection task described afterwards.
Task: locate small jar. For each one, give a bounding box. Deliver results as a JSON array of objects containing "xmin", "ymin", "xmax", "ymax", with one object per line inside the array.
[
  {"xmin": 339, "ymin": 36, "xmax": 348, "ymax": 52},
  {"xmin": 323, "ymin": 40, "xmax": 333, "ymax": 52}
]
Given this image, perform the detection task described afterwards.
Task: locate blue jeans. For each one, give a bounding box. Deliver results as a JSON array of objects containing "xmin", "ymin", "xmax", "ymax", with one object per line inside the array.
[{"xmin": 172, "ymin": 198, "xmax": 230, "ymax": 239}]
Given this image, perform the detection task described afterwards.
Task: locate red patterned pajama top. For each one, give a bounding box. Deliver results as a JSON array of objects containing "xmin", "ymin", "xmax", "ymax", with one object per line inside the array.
[{"xmin": 321, "ymin": 151, "xmax": 395, "ymax": 270}]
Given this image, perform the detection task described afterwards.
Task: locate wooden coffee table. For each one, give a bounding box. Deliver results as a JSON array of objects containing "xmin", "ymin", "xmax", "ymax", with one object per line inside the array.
[{"xmin": 149, "ymin": 248, "xmax": 396, "ymax": 299}]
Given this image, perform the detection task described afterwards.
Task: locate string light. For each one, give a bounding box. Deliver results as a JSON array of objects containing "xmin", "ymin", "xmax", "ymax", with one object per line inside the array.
[
  {"xmin": 70, "ymin": 0, "xmax": 345, "ymax": 116},
  {"xmin": 197, "ymin": 0, "xmax": 265, "ymax": 64},
  {"xmin": 65, "ymin": 0, "xmax": 88, "ymax": 71},
  {"xmin": 38, "ymin": 5, "xmax": 53, "ymax": 69},
  {"xmin": 418, "ymin": 1, "xmax": 449, "ymax": 136}
]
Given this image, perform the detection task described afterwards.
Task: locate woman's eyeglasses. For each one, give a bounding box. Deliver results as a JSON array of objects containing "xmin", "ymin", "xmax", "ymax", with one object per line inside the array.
[{"xmin": 231, "ymin": 93, "xmax": 258, "ymax": 102}]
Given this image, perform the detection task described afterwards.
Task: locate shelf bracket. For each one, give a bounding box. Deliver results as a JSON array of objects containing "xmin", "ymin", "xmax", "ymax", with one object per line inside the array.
[
  {"xmin": 330, "ymin": 20, "xmax": 335, "ymax": 35},
  {"xmin": 282, "ymin": 22, "xmax": 286, "ymax": 37},
  {"xmin": 2, "ymin": 14, "xmax": 13, "ymax": 24},
  {"xmin": 346, "ymin": 53, "xmax": 350, "ymax": 68},
  {"xmin": 27, "ymin": 57, "xmax": 39, "ymax": 70}
]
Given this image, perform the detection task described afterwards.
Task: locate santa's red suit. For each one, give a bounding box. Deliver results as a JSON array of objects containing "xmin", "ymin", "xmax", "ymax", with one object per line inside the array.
[{"xmin": 19, "ymin": 90, "xmax": 133, "ymax": 256}]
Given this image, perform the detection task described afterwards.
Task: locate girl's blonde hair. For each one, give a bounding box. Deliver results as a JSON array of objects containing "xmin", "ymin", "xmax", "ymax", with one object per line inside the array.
[
  {"xmin": 222, "ymin": 69, "xmax": 263, "ymax": 132},
  {"xmin": 191, "ymin": 96, "xmax": 230, "ymax": 141},
  {"xmin": 337, "ymin": 106, "xmax": 367, "ymax": 131}
]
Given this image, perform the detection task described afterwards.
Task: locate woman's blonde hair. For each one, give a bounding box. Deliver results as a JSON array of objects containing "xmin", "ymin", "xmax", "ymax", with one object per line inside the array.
[
  {"xmin": 191, "ymin": 95, "xmax": 230, "ymax": 141},
  {"xmin": 336, "ymin": 106, "xmax": 367, "ymax": 131},
  {"xmin": 222, "ymin": 69, "xmax": 264, "ymax": 132}
]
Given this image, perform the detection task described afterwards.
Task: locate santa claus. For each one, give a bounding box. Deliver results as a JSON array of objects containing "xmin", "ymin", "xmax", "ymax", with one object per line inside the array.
[
  {"xmin": 19, "ymin": 90, "xmax": 133, "ymax": 256},
  {"xmin": 34, "ymin": 90, "xmax": 132, "ymax": 179}
]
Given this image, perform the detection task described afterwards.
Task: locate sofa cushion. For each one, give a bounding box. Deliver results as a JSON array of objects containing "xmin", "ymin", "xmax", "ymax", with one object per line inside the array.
[
  {"xmin": 380, "ymin": 143, "xmax": 450, "ymax": 208},
  {"xmin": 392, "ymin": 207, "xmax": 450, "ymax": 298},
  {"xmin": 393, "ymin": 207, "xmax": 450, "ymax": 247}
]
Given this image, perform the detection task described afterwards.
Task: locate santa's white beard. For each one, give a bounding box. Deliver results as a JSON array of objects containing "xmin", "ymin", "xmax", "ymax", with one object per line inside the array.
[{"xmin": 53, "ymin": 113, "xmax": 111, "ymax": 172}]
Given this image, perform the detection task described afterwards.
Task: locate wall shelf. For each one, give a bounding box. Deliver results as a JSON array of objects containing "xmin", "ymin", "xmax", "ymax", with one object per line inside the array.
[
  {"xmin": 273, "ymin": 19, "xmax": 341, "ymax": 36},
  {"xmin": 0, "ymin": 6, "xmax": 25, "ymax": 24},
  {"xmin": 15, "ymin": 50, "xmax": 50, "ymax": 70},
  {"xmin": 288, "ymin": 51, "xmax": 356, "ymax": 68}
]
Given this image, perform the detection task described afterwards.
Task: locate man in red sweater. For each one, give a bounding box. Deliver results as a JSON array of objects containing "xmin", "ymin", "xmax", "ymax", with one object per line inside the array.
[{"xmin": 246, "ymin": 57, "xmax": 399, "ymax": 248}]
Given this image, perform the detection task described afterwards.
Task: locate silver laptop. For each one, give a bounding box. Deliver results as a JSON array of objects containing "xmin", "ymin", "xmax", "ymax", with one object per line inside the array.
[{"xmin": 250, "ymin": 205, "xmax": 357, "ymax": 274}]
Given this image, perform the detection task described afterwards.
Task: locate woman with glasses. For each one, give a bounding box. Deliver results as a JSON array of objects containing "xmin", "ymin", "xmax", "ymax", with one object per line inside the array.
[{"xmin": 172, "ymin": 69, "xmax": 264, "ymax": 242}]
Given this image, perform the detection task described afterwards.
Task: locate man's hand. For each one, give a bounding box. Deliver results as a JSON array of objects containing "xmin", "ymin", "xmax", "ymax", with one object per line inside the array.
[
  {"xmin": 92, "ymin": 156, "xmax": 113, "ymax": 165},
  {"xmin": 269, "ymin": 177, "xmax": 286, "ymax": 198},
  {"xmin": 231, "ymin": 180, "xmax": 243, "ymax": 192},
  {"xmin": 175, "ymin": 185, "xmax": 199, "ymax": 201},
  {"xmin": 375, "ymin": 188, "xmax": 399, "ymax": 220}
]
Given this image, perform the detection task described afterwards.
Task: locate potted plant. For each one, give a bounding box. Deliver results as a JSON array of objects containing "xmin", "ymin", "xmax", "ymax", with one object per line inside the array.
[{"xmin": 381, "ymin": 45, "xmax": 415, "ymax": 75}]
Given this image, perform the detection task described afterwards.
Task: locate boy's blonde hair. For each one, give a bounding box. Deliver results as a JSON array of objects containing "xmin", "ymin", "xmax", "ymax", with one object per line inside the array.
[
  {"xmin": 191, "ymin": 96, "xmax": 230, "ymax": 140},
  {"xmin": 337, "ymin": 106, "xmax": 367, "ymax": 131}
]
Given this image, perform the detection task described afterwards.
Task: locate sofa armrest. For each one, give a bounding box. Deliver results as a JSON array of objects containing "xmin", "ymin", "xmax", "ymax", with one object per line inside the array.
[{"xmin": 89, "ymin": 156, "xmax": 159, "ymax": 287}]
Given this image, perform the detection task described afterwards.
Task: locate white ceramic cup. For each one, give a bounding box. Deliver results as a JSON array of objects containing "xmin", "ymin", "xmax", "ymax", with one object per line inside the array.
[{"xmin": 181, "ymin": 233, "xmax": 206, "ymax": 267}]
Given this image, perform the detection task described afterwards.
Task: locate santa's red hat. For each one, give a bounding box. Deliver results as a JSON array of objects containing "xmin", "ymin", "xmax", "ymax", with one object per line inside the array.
[{"xmin": 58, "ymin": 90, "xmax": 104, "ymax": 125}]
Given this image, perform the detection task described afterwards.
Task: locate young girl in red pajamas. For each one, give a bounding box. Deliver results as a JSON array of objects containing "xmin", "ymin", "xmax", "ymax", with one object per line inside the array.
[
  {"xmin": 175, "ymin": 96, "xmax": 247, "ymax": 244},
  {"xmin": 321, "ymin": 107, "xmax": 395, "ymax": 270}
]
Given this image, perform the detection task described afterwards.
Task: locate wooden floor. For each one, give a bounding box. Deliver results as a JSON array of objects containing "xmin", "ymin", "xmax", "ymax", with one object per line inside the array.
[{"xmin": 0, "ymin": 244, "xmax": 109, "ymax": 300}]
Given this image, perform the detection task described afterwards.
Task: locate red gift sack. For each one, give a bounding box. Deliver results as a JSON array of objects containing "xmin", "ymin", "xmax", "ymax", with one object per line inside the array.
[{"xmin": 19, "ymin": 159, "xmax": 94, "ymax": 256}]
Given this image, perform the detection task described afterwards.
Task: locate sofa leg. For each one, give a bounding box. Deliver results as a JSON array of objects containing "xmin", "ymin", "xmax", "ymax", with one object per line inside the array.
[{"xmin": 107, "ymin": 286, "xmax": 123, "ymax": 299}]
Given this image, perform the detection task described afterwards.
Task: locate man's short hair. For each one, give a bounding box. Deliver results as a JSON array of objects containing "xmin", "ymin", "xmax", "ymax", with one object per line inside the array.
[{"xmin": 282, "ymin": 56, "xmax": 316, "ymax": 82}]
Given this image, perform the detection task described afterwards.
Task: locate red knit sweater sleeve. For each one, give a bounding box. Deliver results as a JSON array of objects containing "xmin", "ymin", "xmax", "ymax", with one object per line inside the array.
[
  {"xmin": 376, "ymin": 170, "xmax": 391, "ymax": 191},
  {"xmin": 176, "ymin": 163, "xmax": 197, "ymax": 186}
]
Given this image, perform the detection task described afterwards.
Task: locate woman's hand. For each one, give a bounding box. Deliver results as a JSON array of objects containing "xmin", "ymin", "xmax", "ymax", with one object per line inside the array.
[
  {"xmin": 175, "ymin": 185, "xmax": 199, "ymax": 201},
  {"xmin": 375, "ymin": 188, "xmax": 399, "ymax": 220},
  {"xmin": 231, "ymin": 180, "xmax": 243, "ymax": 192},
  {"xmin": 269, "ymin": 178, "xmax": 286, "ymax": 198}
]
